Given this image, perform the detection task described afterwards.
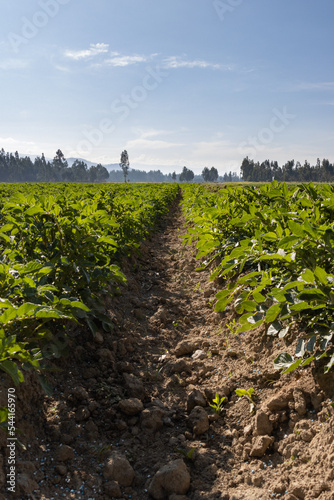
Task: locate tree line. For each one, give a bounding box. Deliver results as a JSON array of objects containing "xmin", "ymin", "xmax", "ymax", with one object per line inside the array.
[
  {"xmin": 5, "ymin": 147, "xmax": 332, "ymax": 184},
  {"xmin": 0, "ymin": 149, "xmax": 109, "ymax": 183},
  {"xmin": 241, "ymin": 157, "xmax": 334, "ymax": 182}
]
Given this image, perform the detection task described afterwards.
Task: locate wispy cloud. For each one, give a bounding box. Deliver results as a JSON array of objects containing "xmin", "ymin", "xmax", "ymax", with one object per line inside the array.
[
  {"xmin": 62, "ymin": 45, "xmax": 227, "ymax": 71},
  {"xmin": 162, "ymin": 56, "xmax": 228, "ymax": 70},
  {"xmin": 64, "ymin": 43, "xmax": 109, "ymax": 60},
  {"xmin": 103, "ymin": 53, "xmax": 154, "ymax": 67}
]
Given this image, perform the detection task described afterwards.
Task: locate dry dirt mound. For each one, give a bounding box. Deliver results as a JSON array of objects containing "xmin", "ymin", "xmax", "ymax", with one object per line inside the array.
[{"xmin": 1, "ymin": 199, "xmax": 334, "ymax": 500}]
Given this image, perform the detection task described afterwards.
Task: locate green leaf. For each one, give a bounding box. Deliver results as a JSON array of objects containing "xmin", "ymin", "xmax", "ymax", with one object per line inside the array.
[
  {"xmin": 314, "ymin": 267, "xmax": 329, "ymax": 286},
  {"xmin": 278, "ymin": 235, "xmax": 300, "ymax": 249},
  {"xmin": 97, "ymin": 236, "xmax": 118, "ymax": 247},
  {"xmin": 0, "ymin": 360, "xmax": 24, "ymax": 385},
  {"xmin": 298, "ymin": 289, "xmax": 327, "ymax": 301},
  {"xmin": 301, "ymin": 269, "xmax": 315, "ymax": 284},
  {"xmin": 282, "ymin": 359, "xmax": 303, "ymax": 374},
  {"xmin": 301, "ymin": 355, "xmax": 315, "ymax": 367},
  {"xmin": 288, "ymin": 221, "xmax": 304, "ymax": 237},
  {"xmin": 215, "ymin": 295, "xmax": 233, "ymax": 313},
  {"xmin": 262, "ymin": 232, "xmax": 278, "ymax": 241},
  {"xmin": 274, "ymin": 352, "xmax": 294, "ymax": 370},
  {"xmin": 235, "ymin": 300, "xmax": 257, "ymax": 314},
  {"xmin": 25, "ymin": 206, "xmax": 45, "ymax": 216},
  {"xmin": 265, "ymin": 304, "xmax": 282, "ymax": 323}
]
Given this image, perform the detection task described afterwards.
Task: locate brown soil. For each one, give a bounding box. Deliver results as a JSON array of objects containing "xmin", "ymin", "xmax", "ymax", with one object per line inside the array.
[{"xmin": 1, "ymin": 196, "xmax": 334, "ymax": 500}]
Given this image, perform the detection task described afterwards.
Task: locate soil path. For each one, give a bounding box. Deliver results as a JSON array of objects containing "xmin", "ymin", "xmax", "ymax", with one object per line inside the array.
[{"xmin": 1, "ymin": 195, "xmax": 334, "ymax": 500}]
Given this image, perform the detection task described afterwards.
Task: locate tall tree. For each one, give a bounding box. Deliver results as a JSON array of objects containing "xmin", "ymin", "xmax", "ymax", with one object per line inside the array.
[
  {"xmin": 202, "ymin": 167, "xmax": 210, "ymax": 182},
  {"xmin": 179, "ymin": 166, "xmax": 194, "ymax": 182},
  {"xmin": 120, "ymin": 150, "xmax": 130, "ymax": 182}
]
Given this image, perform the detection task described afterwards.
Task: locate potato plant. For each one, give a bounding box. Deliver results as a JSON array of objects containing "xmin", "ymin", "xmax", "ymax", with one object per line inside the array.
[
  {"xmin": 0, "ymin": 183, "xmax": 179, "ymax": 384},
  {"xmin": 182, "ymin": 181, "xmax": 334, "ymax": 374}
]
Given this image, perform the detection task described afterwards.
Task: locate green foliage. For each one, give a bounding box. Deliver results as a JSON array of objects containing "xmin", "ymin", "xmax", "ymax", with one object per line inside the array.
[
  {"xmin": 235, "ymin": 388, "xmax": 256, "ymax": 413},
  {"xmin": 0, "ymin": 182, "xmax": 179, "ymax": 385},
  {"xmin": 182, "ymin": 181, "xmax": 334, "ymax": 374},
  {"xmin": 209, "ymin": 393, "xmax": 226, "ymax": 414},
  {"xmin": 176, "ymin": 447, "xmax": 196, "ymax": 462}
]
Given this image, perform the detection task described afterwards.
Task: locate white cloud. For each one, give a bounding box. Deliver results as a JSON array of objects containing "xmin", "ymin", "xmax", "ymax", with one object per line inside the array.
[
  {"xmin": 63, "ymin": 46, "xmax": 226, "ymax": 71},
  {"xmin": 64, "ymin": 43, "xmax": 109, "ymax": 60},
  {"xmin": 104, "ymin": 54, "xmax": 150, "ymax": 67},
  {"xmin": 162, "ymin": 56, "xmax": 228, "ymax": 70}
]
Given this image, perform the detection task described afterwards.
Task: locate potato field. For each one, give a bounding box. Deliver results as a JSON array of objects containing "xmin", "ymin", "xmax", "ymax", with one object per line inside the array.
[{"xmin": 0, "ymin": 182, "xmax": 334, "ymax": 500}]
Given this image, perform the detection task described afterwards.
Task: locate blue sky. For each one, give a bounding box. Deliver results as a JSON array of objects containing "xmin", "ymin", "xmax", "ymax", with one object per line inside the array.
[{"xmin": 1, "ymin": 0, "xmax": 334, "ymax": 174}]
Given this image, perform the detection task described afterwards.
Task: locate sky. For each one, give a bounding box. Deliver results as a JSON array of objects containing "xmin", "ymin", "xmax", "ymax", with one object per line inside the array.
[{"xmin": 0, "ymin": 0, "xmax": 334, "ymax": 175}]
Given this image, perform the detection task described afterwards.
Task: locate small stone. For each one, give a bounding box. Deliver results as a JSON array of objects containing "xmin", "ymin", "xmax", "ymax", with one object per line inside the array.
[
  {"xmin": 148, "ymin": 459, "xmax": 190, "ymax": 499},
  {"xmin": 72, "ymin": 386, "xmax": 89, "ymax": 401},
  {"xmin": 141, "ymin": 408, "xmax": 164, "ymax": 433},
  {"xmin": 123, "ymin": 373, "xmax": 146, "ymax": 400},
  {"xmin": 250, "ymin": 435, "xmax": 274, "ymax": 457},
  {"xmin": 118, "ymin": 398, "xmax": 144, "ymax": 416},
  {"xmin": 104, "ymin": 480, "xmax": 122, "ymax": 498},
  {"xmin": 186, "ymin": 389, "xmax": 206, "ymax": 413},
  {"xmin": 255, "ymin": 410, "xmax": 273, "ymax": 436},
  {"xmin": 188, "ymin": 406, "xmax": 209, "ymax": 435},
  {"xmin": 56, "ymin": 445, "xmax": 74, "ymax": 462},
  {"xmin": 174, "ymin": 340, "xmax": 197, "ymax": 357},
  {"xmin": 55, "ymin": 465, "xmax": 67, "ymax": 475},
  {"xmin": 94, "ymin": 331, "xmax": 104, "ymax": 344},
  {"xmin": 191, "ymin": 349, "xmax": 206, "ymax": 360},
  {"xmin": 103, "ymin": 453, "xmax": 135, "ymax": 487},
  {"xmin": 265, "ymin": 389, "xmax": 293, "ymax": 411},
  {"xmin": 244, "ymin": 424, "xmax": 253, "ymax": 436}
]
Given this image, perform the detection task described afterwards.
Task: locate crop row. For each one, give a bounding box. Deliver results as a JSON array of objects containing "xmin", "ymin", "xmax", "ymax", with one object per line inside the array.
[
  {"xmin": 182, "ymin": 181, "xmax": 334, "ymax": 374},
  {"xmin": 0, "ymin": 183, "xmax": 179, "ymax": 386}
]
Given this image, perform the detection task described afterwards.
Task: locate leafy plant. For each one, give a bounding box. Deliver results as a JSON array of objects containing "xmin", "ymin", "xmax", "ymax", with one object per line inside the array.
[
  {"xmin": 0, "ymin": 183, "xmax": 179, "ymax": 386},
  {"xmin": 235, "ymin": 388, "xmax": 256, "ymax": 413},
  {"xmin": 176, "ymin": 447, "xmax": 196, "ymax": 462},
  {"xmin": 209, "ymin": 393, "xmax": 226, "ymax": 414},
  {"xmin": 182, "ymin": 181, "xmax": 334, "ymax": 374}
]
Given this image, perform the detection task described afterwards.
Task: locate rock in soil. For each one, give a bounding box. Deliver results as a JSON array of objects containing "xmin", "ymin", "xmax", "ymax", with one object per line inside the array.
[{"xmin": 148, "ymin": 459, "xmax": 191, "ymax": 499}]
